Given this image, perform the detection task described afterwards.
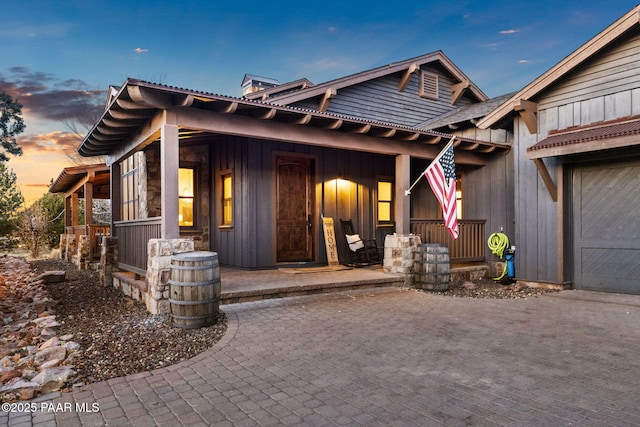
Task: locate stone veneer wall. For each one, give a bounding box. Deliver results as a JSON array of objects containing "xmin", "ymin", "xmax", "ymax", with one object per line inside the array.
[
  {"xmin": 383, "ymin": 234, "xmax": 422, "ymax": 286},
  {"xmin": 143, "ymin": 144, "xmax": 210, "ymax": 251},
  {"xmin": 145, "ymin": 238, "xmax": 194, "ymax": 314}
]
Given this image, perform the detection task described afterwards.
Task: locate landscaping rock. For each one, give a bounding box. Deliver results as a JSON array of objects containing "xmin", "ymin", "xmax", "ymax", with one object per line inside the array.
[
  {"xmin": 0, "ymin": 257, "xmax": 80, "ymax": 402},
  {"xmin": 36, "ymin": 270, "xmax": 66, "ymax": 283}
]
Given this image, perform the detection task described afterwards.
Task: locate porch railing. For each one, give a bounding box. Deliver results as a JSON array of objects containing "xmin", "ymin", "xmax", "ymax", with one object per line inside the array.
[
  {"xmin": 65, "ymin": 224, "xmax": 111, "ymax": 260},
  {"xmin": 113, "ymin": 218, "xmax": 162, "ymax": 276},
  {"xmin": 410, "ymin": 219, "xmax": 486, "ymax": 263}
]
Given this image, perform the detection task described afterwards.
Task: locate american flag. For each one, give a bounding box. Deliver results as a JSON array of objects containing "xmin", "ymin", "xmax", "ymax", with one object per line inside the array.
[{"xmin": 424, "ymin": 139, "xmax": 459, "ymax": 239}]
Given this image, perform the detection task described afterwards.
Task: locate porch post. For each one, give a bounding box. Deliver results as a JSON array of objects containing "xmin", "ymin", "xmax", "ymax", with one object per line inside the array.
[
  {"xmin": 110, "ymin": 162, "xmax": 122, "ymax": 223},
  {"xmin": 64, "ymin": 195, "xmax": 71, "ymax": 229},
  {"xmin": 161, "ymin": 122, "xmax": 180, "ymax": 239},
  {"xmin": 395, "ymin": 154, "xmax": 411, "ymax": 234},
  {"xmin": 84, "ymin": 181, "xmax": 93, "ymax": 226},
  {"xmin": 71, "ymin": 192, "xmax": 79, "ymax": 227}
]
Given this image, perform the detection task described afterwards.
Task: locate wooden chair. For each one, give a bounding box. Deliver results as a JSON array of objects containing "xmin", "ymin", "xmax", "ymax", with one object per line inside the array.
[{"xmin": 339, "ymin": 219, "xmax": 381, "ymax": 267}]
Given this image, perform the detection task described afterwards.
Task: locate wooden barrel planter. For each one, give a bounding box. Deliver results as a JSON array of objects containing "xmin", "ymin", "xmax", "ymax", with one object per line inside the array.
[
  {"xmin": 413, "ymin": 244, "xmax": 450, "ymax": 291},
  {"xmin": 168, "ymin": 251, "xmax": 221, "ymax": 329}
]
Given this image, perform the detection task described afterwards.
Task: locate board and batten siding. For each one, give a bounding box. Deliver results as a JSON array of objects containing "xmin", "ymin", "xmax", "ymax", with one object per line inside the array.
[
  {"xmin": 539, "ymin": 31, "xmax": 640, "ymax": 125},
  {"xmin": 511, "ymin": 29, "xmax": 640, "ymax": 284},
  {"xmin": 210, "ymin": 136, "xmax": 396, "ymax": 268},
  {"xmin": 291, "ymin": 65, "xmax": 474, "ymax": 127},
  {"xmin": 409, "ymin": 145, "xmax": 514, "ymax": 261}
]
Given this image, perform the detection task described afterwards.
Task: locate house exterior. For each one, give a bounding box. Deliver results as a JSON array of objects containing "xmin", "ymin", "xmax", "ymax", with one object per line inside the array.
[
  {"xmin": 77, "ymin": 51, "xmax": 511, "ymax": 278},
  {"xmin": 477, "ymin": 5, "xmax": 640, "ymax": 294}
]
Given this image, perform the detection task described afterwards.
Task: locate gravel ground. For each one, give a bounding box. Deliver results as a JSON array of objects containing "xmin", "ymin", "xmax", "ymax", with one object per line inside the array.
[
  {"xmin": 29, "ymin": 258, "xmax": 227, "ymax": 390},
  {"xmin": 430, "ymin": 277, "xmax": 561, "ymax": 299}
]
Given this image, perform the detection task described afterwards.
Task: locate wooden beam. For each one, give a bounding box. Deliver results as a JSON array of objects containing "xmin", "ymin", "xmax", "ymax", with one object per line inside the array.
[
  {"xmin": 292, "ymin": 114, "xmax": 312, "ymax": 125},
  {"xmin": 219, "ymin": 101, "xmax": 238, "ymax": 113},
  {"xmin": 351, "ymin": 124, "xmax": 371, "ymax": 134},
  {"xmin": 398, "ymin": 63, "xmax": 418, "ymax": 92},
  {"xmin": 532, "ymin": 158, "xmax": 557, "ymax": 202},
  {"xmin": 105, "ymin": 110, "xmax": 165, "ymax": 166},
  {"xmin": 323, "ymin": 119, "xmax": 343, "ymax": 130},
  {"xmin": 173, "ymin": 107, "xmax": 488, "ymax": 165},
  {"xmin": 117, "ymin": 98, "xmax": 155, "ymax": 110},
  {"xmin": 175, "ymin": 94, "xmax": 194, "ymax": 107},
  {"xmin": 374, "ymin": 128, "xmax": 396, "ymax": 138},
  {"xmin": 109, "ymin": 109, "xmax": 150, "ymax": 120},
  {"xmin": 127, "ymin": 85, "xmax": 174, "ymax": 108},
  {"xmin": 400, "ymin": 132, "xmax": 420, "ymax": 141},
  {"xmin": 259, "ymin": 108, "xmax": 277, "ymax": 120},
  {"xmin": 514, "ymin": 99, "xmax": 538, "ymax": 134},
  {"xmin": 451, "ymin": 80, "xmax": 469, "ymax": 104},
  {"xmin": 318, "ymin": 88, "xmax": 336, "ymax": 112}
]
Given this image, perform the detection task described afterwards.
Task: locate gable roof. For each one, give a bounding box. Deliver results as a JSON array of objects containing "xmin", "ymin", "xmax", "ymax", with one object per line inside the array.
[
  {"xmin": 478, "ymin": 5, "xmax": 640, "ymax": 130},
  {"xmin": 77, "ymin": 78, "xmax": 510, "ymax": 162},
  {"xmin": 264, "ymin": 51, "xmax": 488, "ymax": 105},
  {"xmin": 416, "ymin": 92, "xmax": 515, "ymax": 131}
]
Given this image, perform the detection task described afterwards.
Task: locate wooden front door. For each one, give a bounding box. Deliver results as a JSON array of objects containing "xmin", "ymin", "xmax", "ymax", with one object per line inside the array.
[{"xmin": 276, "ymin": 156, "xmax": 314, "ymax": 262}]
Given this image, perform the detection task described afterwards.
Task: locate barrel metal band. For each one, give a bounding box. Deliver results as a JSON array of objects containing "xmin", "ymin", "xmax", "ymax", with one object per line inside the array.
[
  {"xmin": 168, "ymin": 279, "xmax": 220, "ymax": 287},
  {"xmin": 170, "ymin": 264, "xmax": 215, "ymax": 271},
  {"xmin": 169, "ymin": 298, "xmax": 219, "ymax": 305},
  {"xmin": 171, "ymin": 313, "xmax": 218, "ymax": 320}
]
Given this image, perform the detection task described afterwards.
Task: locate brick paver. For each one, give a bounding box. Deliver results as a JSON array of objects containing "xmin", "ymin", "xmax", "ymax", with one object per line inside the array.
[{"xmin": 3, "ymin": 287, "xmax": 640, "ymax": 426}]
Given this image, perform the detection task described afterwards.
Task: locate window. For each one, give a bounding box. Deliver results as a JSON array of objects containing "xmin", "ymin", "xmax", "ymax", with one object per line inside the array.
[
  {"xmin": 178, "ymin": 167, "xmax": 195, "ymax": 227},
  {"xmin": 377, "ymin": 179, "xmax": 393, "ymax": 223},
  {"xmin": 419, "ymin": 71, "xmax": 439, "ymax": 100},
  {"xmin": 455, "ymin": 177, "xmax": 463, "ymax": 219},
  {"xmin": 221, "ymin": 171, "xmax": 233, "ymax": 227},
  {"xmin": 121, "ymin": 154, "xmax": 139, "ymax": 221}
]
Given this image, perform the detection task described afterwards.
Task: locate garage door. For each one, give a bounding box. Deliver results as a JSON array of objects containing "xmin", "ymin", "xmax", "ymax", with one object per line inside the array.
[{"xmin": 573, "ymin": 160, "xmax": 640, "ymax": 293}]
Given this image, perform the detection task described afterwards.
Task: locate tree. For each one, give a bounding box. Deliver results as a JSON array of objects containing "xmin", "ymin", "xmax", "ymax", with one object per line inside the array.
[
  {"xmin": 38, "ymin": 190, "xmax": 65, "ymax": 248},
  {"xmin": 0, "ymin": 162, "xmax": 24, "ymax": 235},
  {"xmin": 0, "ymin": 93, "xmax": 25, "ymax": 162},
  {"xmin": 19, "ymin": 200, "xmax": 48, "ymax": 258}
]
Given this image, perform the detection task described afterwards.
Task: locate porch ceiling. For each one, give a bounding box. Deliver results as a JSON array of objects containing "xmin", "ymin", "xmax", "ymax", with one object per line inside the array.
[{"xmin": 78, "ymin": 78, "xmax": 510, "ymax": 160}]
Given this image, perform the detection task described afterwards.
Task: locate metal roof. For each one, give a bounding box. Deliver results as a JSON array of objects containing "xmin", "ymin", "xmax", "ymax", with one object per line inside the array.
[
  {"xmin": 526, "ymin": 116, "xmax": 640, "ymax": 159},
  {"xmin": 78, "ymin": 78, "xmax": 510, "ymax": 158}
]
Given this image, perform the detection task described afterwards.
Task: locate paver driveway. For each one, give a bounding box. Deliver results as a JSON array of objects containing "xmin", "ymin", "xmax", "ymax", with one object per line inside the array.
[{"xmin": 4, "ymin": 287, "xmax": 640, "ymax": 426}]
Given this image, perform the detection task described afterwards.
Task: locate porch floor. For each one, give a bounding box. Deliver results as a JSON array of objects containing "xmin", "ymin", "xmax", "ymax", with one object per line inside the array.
[
  {"xmin": 219, "ymin": 262, "xmax": 488, "ymax": 304},
  {"xmin": 113, "ymin": 263, "xmax": 489, "ymax": 305},
  {"xmin": 219, "ymin": 265, "xmax": 406, "ymax": 304}
]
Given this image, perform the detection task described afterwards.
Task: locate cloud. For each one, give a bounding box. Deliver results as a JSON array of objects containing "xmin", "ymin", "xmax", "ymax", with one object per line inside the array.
[
  {"xmin": 134, "ymin": 47, "xmax": 149, "ymax": 53},
  {"xmin": 499, "ymin": 29, "xmax": 520, "ymax": 34},
  {"xmin": 0, "ymin": 67, "xmax": 106, "ymax": 124},
  {"xmin": 17, "ymin": 131, "xmax": 81, "ymax": 154},
  {"xmin": 482, "ymin": 42, "xmax": 504, "ymax": 51},
  {"xmin": 519, "ymin": 59, "xmax": 531, "ymax": 63}
]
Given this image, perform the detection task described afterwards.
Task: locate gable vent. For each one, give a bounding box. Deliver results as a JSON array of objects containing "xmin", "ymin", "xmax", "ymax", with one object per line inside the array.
[{"xmin": 419, "ymin": 71, "xmax": 439, "ymax": 100}]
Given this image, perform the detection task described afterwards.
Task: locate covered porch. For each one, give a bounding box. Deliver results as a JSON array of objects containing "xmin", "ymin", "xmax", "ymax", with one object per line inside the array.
[{"xmin": 49, "ymin": 164, "xmax": 111, "ymax": 269}]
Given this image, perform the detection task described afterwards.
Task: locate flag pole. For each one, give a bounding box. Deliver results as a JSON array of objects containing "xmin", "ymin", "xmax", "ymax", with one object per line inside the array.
[{"xmin": 404, "ymin": 136, "xmax": 455, "ymax": 196}]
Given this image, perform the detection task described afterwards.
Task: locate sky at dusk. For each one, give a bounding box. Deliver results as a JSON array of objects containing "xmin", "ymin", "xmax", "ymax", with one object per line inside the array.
[{"xmin": 1, "ymin": 0, "xmax": 638, "ymax": 206}]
